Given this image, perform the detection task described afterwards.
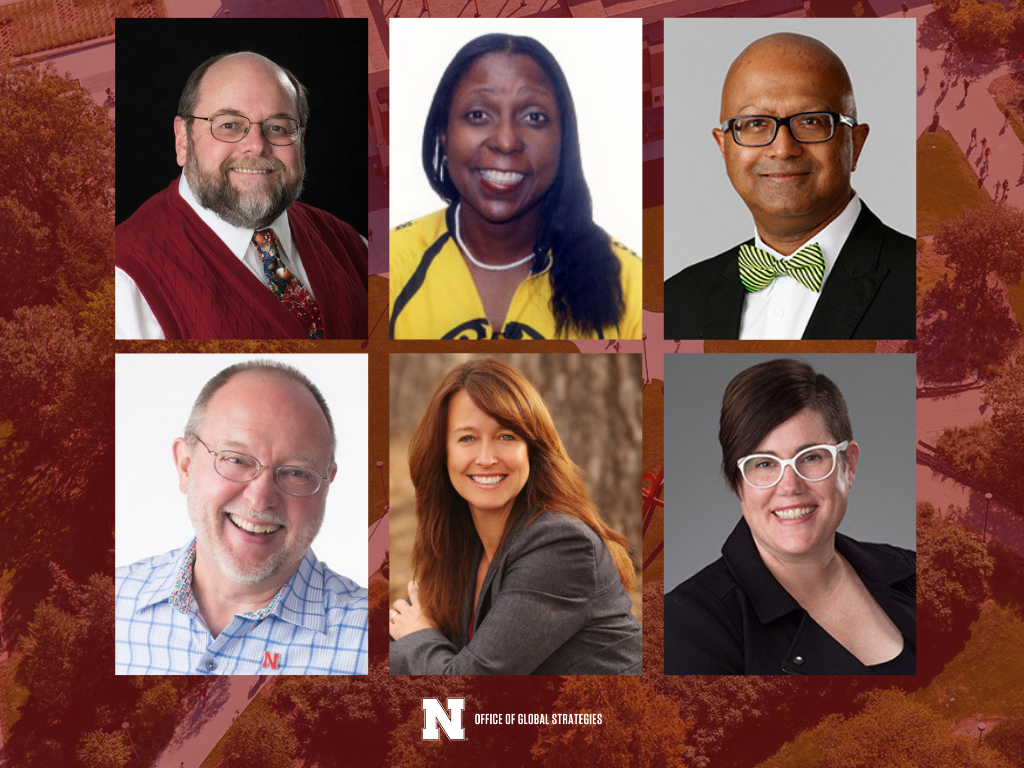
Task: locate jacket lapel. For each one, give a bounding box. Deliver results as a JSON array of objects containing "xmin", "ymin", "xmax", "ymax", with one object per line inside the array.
[
  {"xmin": 802, "ymin": 205, "xmax": 890, "ymax": 340},
  {"xmin": 703, "ymin": 244, "xmax": 748, "ymax": 339},
  {"xmin": 466, "ymin": 511, "xmax": 530, "ymax": 635}
]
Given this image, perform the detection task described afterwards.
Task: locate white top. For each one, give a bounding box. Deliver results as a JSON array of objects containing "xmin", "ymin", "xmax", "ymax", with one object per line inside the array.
[
  {"xmin": 738, "ymin": 194, "xmax": 862, "ymax": 340},
  {"xmin": 114, "ymin": 174, "xmax": 310, "ymax": 340}
]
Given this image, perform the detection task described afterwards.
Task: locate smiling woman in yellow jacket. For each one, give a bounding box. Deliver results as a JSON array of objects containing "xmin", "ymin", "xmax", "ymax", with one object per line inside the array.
[{"xmin": 388, "ymin": 33, "xmax": 641, "ymax": 341}]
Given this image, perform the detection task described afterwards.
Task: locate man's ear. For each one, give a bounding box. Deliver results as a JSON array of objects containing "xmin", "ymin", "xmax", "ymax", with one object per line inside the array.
[
  {"xmin": 174, "ymin": 116, "xmax": 189, "ymax": 169},
  {"xmin": 172, "ymin": 437, "xmax": 192, "ymax": 494},
  {"xmin": 850, "ymin": 123, "xmax": 869, "ymax": 172},
  {"xmin": 712, "ymin": 127, "xmax": 728, "ymax": 159}
]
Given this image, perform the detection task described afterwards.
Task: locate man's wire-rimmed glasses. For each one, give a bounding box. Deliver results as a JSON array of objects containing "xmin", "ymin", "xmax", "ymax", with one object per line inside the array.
[
  {"xmin": 720, "ymin": 112, "xmax": 858, "ymax": 147},
  {"xmin": 737, "ymin": 441, "xmax": 850, "ymax": 489},
  {"xmin": 187, "ymin": 114, "xmax": 302, "ymax": 146},
  {"xmin": 190, "ymin": 435, "xmax": 329, "ymax": 497}
]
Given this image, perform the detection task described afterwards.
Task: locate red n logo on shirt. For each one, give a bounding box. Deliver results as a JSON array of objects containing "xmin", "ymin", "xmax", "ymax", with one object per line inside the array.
[{"xmin": 262, "ymin": 651, "xmax": 280, "ymax": 670}]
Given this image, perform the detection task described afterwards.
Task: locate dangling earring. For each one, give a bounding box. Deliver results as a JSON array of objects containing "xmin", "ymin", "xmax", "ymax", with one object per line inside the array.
[{"xmin": 435, "ymin": 138, "xmax": 446, "ymax": 184}]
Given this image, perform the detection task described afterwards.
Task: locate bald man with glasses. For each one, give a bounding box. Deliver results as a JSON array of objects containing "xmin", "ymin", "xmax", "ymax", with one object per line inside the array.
[
  {"xmin": 115, "ymin": 361, "xmax": 368, "ymax": 675},
  {"xmin": 664, "ymin": 33, "xmax": 914, "ymax": 341},
  {"xmin": 115, "ymin": 52, "xmax": 367, "ymax": 340}
]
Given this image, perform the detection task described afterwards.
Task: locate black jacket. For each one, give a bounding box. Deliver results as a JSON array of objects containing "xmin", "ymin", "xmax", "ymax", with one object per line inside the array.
[
  {"xmin": 663, "ymin": 203, "xmax": 916, "ymax": 341},
  {"xmin": 664, "ymin": 519, "xmax": 916, "ymax": 675}
]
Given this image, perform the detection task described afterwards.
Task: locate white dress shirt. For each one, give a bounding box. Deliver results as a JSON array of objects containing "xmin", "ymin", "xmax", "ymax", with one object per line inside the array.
[
  {"xmin": 738, "ymin": 195, "xmax": 862, "ymax": 340},
  {"xmin": 114, "ymin": 174, "xmax": 312, "ymax": 340}
]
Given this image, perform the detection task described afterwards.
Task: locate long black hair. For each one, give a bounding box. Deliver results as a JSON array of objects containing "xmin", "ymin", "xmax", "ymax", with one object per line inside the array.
[{"xmin": 421, "ymin": 34, "xmax": 625, "ymax": 338}]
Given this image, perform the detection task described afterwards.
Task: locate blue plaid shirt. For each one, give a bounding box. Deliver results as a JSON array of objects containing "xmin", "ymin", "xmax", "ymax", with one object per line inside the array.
[{"xmin": 115, "ymin": 540, "xmax": 368, "ymax": 675}]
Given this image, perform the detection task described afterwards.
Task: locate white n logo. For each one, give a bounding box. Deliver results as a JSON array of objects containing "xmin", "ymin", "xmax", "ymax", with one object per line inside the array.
[{"xmin": 422, "ymin": 697, "xmax": 466, "ymax": 740}]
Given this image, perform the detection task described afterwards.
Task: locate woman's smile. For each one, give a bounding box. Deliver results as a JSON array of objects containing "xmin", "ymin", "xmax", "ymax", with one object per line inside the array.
[
  {"xmin": 446, "ymin": 390, "xmax": 530, "ymax": 520},
  {"xmin": 441, "ymin": 52, "xmax": 561, "ymax": 230}
]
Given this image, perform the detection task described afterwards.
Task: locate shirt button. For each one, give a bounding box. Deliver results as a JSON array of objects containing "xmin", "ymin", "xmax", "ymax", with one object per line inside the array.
[
  {"xmin": 205, "ymin": 660, "xmax": 216, "ymax": 671},
  {"xmin": 792, "ymin": 656, "xmax": 805, "ymax": 665},
  {"xmin": 774, "ymin": 308, "xmax": 786, "ymax": 318}
]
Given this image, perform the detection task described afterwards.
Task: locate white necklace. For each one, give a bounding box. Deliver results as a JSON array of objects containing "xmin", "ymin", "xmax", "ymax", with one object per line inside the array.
[{"xmin": 453, "ymin": 203, "xmax": 536, "ymax": 272}]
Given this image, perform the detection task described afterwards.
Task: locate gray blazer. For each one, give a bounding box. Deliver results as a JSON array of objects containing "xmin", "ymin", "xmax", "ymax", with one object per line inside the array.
[{"xmin": 389, "ymin": 511, "xmax": 642, "ymax": 675}]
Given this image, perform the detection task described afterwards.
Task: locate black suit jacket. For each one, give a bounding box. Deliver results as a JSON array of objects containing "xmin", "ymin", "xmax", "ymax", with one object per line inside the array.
[
  {"xmin": 663, "ymin": 519, "xmax": 917, "ymax": 675},
  {"xmin": 663, "ymin": 203, "xmax": 916, "ymax": 340}
]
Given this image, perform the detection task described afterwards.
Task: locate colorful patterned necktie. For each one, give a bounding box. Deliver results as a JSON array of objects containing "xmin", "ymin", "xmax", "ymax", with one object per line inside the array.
[
  {"xmin": 737, "ymin": 242, "xmax": 826, "ymax": 293},
  {"xmin": 252, "ymin": 228, "xmax": 325, "ymax": 339}
]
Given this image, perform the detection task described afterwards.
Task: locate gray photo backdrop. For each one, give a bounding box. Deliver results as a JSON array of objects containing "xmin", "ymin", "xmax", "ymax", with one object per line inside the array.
[
  {"xmin": 663, "ymin": 18, "xmax": 917, "ymax": 279},
  {"xmin": 663, "ymin": 353, "xmax": 917, "ymax": 591}
]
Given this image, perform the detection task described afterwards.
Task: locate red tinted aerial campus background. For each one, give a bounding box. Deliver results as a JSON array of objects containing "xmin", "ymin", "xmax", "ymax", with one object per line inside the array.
[{"xmin": 2, "ymin": 0, "xmax": 1024, "ymax": 766}]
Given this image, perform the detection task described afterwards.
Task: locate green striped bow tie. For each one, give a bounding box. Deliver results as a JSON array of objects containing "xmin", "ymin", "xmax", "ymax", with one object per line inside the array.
[{"xmin": 737, "ymin": 242, "xmax": 825, "ymax": 293}]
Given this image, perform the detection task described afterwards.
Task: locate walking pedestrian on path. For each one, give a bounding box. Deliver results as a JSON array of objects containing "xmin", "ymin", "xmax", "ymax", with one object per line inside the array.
[
  {"xmin": 1005, "ymin": 107, "xmax": 1011, "ymax": 129},
  {"xmin": 963, "ymin": 79, "xmax": 970, "ymax": 98},
  {"xmin": 924, "ymin": 64, "xmax": 930, "ymax": 83},
  {"xmin": 971, "ymin": 127, "xmax": 977, "ymax": 145},
  {"xmin": 901, "ymin": 0, "xmax": 908, "ymax": 16}
]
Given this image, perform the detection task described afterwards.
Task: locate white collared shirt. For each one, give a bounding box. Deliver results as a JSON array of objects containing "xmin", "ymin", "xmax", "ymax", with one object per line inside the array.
[
  {"xmin": 114, "ymin": 174, "xmax": 311, "ymax": 340},
  {"xmin": 738, "ymin": 194, "xmax": 862, "ymax": 340}
]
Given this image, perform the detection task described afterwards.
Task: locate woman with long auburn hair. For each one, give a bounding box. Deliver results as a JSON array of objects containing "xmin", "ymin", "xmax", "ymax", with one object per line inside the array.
[{"xmin": 389, "ymin": 357, "xmax": 642, "ymax": 675}]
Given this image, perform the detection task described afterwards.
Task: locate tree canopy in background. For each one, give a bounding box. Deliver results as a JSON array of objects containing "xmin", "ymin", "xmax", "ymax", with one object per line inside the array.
[
  {"xmin": 0, "ymin": 56, "xmax": 115, "ymax": 624},
  {"xmin": 0, "ymin": 57, "xmax": 122, "ymax": 768},
  {"xmin": 0, "ymin": 57, "xmax": 114, "ymax": 314},
  {"xmin": 757, "ymin": 689, "xmax": 1014, "ymax": 768},
  {"xmin": 917, "ymin": 205, "xmax": 1024, "ymax": 385},
  {"xmin": 532, "ymin": 677, "xmax": 690, "ymax": 768},
  {"xmin": 935, "ymin": 351, "xmax": 1024, "ymax": 506}
]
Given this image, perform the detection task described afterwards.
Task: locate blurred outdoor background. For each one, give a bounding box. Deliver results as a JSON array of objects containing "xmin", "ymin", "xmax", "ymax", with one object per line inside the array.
[{"xmin": 389, "ymin": 352, "xmax": 643, "ymax": 622}]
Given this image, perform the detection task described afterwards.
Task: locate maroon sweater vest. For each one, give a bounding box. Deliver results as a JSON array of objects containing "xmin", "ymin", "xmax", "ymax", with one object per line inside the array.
[{"xmin": 116, "ymin": 180, "xmax": 368, "ymax": 339}]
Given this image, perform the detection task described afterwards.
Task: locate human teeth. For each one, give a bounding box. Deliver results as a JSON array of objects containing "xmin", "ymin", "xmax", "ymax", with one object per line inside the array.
[
  {"xmin": 229, "ymin": 513, "xmax": 282, "ymax": 533},
  {"xmin": 471, "ymin": 475, "xmax": 505, "ymax": 485},
  {"xmin": 773, "ymin": 507, "xmax": 815, "ymax": 520},
  {"xmin": 480, "ymin": 170, "xmax": 524, "ymax": 184},
  {"xmin": 233, "ymin": 168, "xmax": 271, "ymax": 174}
]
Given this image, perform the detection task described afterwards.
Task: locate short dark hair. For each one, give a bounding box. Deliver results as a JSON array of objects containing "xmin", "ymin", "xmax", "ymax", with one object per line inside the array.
[
  {"xmin": 184, "ymin": 360, "xmax": 335, "ymax": 461},
  {"xmin": 719, "ymin": 359, "xmax": 852, "ymax": 494},
  {"xmin": 420, "ymin": 34, "xmax": 624, "ymax": 337},
  {"xmin": 177, "ymin": 51, "xmax": 310, "ymax": 129}
]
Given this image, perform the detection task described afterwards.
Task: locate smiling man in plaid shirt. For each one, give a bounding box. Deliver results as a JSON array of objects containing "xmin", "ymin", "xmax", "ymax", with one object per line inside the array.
[{"xmin": 115, "ymin": 360, "xmax": 368, "ymax": 675}]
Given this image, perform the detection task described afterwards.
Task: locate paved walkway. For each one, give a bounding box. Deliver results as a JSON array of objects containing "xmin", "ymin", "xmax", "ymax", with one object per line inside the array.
[
  {"xmin": 913, "ymin": 4, "xmax": 1024, "ymax": 204},
  {"xmin": 149, "ymin": 676, "xmax": 273, "ymax": 768},
  {"xmin": 917, "ymin": 383, "xmax": 987, "ymax": 444},
  {"xmin": 916, "ymin": 379, "xmax": 1024, "ymax": 558}
]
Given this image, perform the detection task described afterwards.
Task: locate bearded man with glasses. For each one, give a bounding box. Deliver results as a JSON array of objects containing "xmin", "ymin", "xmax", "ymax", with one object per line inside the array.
[
  {"xmin": 115, "ymin": 52, "xmax": 367, "ymax": 340},
  {"xmin": 664, "ymin": 32, "xmax": 914, "ymax": 341},
  {"xmin": 115, "ymin": 360, "xmax": 368, "ymax": 675},
  {"xmin": 664, "ymin": 358, "xmax": 916, "ymax": 675}
]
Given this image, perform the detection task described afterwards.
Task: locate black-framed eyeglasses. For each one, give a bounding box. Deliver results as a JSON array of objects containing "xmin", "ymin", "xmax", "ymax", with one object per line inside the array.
[
  {"xmin": 187, "ymin": 114, "xmax": 302, "ymax": 146},
  {"xmin": 720, "ymin": 112, "xmax": 858, "ymax": 147},
  {"xmin": 190, "ymin": 435, "xmax": 329, "ymax": 497}
]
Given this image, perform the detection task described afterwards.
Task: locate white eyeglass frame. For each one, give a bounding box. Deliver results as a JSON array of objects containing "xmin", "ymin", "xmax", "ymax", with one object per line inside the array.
[{"xmin": 737, "ymin": 441, "xmax": 850, "ymax": 489}]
